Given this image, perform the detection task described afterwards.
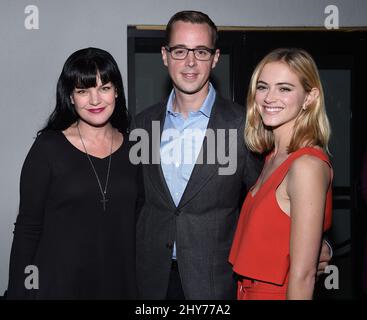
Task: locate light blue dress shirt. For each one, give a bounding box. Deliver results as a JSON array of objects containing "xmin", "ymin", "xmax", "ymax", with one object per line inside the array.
[{"xmin": 160, "ymin": 83, "xmax": 216, "ymax": 259}]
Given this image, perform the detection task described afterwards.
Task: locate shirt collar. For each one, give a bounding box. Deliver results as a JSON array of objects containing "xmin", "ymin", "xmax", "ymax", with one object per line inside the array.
[{"xmin": 166, "ymin": 83, "xmax": 216, "ymax": 118}]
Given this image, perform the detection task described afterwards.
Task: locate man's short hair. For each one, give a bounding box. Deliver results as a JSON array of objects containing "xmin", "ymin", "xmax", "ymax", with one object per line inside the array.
[{"xmin": 165, "ymin": 10, "xmax": 218, "ymax": 48}]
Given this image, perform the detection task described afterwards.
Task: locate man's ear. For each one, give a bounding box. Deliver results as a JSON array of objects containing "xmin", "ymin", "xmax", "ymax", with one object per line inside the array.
[
  {"xmin": 211, "ymin": 49, "xmax": 220, "ymax": 69},
  {"xmin": 161, "ymin": 46, "xmax": 168, "ymax": 67}
]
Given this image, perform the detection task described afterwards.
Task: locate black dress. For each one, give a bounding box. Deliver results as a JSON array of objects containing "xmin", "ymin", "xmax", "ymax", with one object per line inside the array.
[{"xmin": 7, "ymin": 130, "xmax": 140, "ymax": 299}]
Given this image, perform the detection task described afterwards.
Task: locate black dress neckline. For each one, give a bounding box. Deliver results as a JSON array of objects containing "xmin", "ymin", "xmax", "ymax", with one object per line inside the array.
[{"xmin": 56, "ymin": 130, "xmax": 125, "ymax": 160}]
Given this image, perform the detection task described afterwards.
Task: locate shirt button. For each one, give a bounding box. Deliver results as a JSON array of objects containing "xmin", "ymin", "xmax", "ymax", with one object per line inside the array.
[{"xmin": 175, "ymin": 162, "xmax": 180, "ymax": 168}]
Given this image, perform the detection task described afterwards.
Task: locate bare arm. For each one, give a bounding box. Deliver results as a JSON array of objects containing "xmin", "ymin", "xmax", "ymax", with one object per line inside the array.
[{"xmin": 286, "ymin": 155, "xmax": 330, "ymax": 300}]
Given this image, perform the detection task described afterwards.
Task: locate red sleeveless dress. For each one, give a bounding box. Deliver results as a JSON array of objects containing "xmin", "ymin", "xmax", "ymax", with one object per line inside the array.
[{"xmin": 229, "ymin": 147, "xmax": 333, "ymax": 300}]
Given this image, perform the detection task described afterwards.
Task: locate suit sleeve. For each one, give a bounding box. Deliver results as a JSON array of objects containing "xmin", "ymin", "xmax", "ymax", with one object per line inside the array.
[
  {"xmin": 7, "ymin": 136, "xmax": 51, "ymax": 299},
  {"xmin": 135, "ymin": 163, "xmax": 145, "ymax": 223},
  {"xmin": 242, "ymin": 145, "xmax": 264, "ymax": 194},
  {"xmin": 361, "ymin": 151, "xmax": 367, "ymax": 204}
]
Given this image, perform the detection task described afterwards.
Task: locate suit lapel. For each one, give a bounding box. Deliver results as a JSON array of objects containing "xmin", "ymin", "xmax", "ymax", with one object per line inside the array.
[
  {"xmin": 146, "ymin": 102, "xmax": 177, "ymax": 209},
  {"xmin": 177, "ymin": 96, "xmax": 239, "ymax": 209}
]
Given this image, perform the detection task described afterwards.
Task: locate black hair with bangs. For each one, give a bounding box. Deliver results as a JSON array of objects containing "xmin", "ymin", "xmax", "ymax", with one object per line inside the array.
[{"xmin": 38, "ymin": 47, "xmax": 129, "ymax": 134}]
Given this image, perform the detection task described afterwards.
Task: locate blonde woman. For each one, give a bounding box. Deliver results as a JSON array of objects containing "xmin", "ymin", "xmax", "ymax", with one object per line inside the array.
[{"xmin": 229, "ymin": 48, "xmax": 333, "ymax": 300}]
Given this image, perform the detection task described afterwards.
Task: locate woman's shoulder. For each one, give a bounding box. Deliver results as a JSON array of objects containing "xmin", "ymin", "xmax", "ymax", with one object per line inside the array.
[
  {"xmin": 22, "ymin": 131, "xmax": 63, "ymax": 169},
  {"xmin": 288, "ymin": 147, "xmax": 331, "ymax": 184},
  {"xmin": 291, "ymin": 152, "xmax": 330, "ymax": 172},
  {"xmin": 36, "ymin": 129, "xmax": 61, "ymax": 140},
  {"xmin": 31, "ymin": 130, "xmax": 63, "ymax": 151},
  {"xmin": 290, "ymin": 146, "xmax": 330, "ymax": 166}
]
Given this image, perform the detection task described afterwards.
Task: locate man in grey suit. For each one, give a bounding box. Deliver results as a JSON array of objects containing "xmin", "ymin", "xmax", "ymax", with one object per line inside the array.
[{"xmin": 133, "ymin": 10, "xmax": 331, "ymax": 300}]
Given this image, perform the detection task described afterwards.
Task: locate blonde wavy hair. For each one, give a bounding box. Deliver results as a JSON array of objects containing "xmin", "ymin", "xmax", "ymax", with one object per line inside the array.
[{"xmin": 245, "ymin": 48, "xmax": 331, "ymax": 154}]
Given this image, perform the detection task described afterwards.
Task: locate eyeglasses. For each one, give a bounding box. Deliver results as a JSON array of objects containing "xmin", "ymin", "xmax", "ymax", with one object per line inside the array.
[{"xmin": 165, "ymin": 46, "xmax": 216, "ymax": 61}]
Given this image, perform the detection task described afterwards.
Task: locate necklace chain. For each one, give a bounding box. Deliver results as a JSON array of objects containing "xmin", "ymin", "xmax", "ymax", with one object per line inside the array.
[{"xmin": 77, "ymin": 123, "xmax": 113, "ymax": 211}]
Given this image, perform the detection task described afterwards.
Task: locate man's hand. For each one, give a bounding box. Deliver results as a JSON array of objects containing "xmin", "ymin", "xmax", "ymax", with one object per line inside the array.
[{"xmin": 317, "ymin": 240, "xmax": 332, "ymax": 276}]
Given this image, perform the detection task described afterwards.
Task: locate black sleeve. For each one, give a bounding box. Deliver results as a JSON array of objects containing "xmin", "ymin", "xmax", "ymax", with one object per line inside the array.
[{"xmin": 7, "ymin": 136, "xmax": 52, "ymax": 299}]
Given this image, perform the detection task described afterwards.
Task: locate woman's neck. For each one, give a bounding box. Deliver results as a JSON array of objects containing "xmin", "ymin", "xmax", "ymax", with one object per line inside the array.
[{"xmin": 75, "ymin": 121, "xmax": 114, "ymax": 141}]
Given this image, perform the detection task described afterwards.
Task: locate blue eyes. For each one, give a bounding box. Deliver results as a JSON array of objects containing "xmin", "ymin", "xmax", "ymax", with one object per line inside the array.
[
  {"xmin": 256, "ymin": 85, "xmax": 267, "ymax": 91},
  {"xmin": 279, "ymin": 87, "xmax": 291, "ymax": 92},
  {"xmin": 256, "ymin": 86, "xmax": 292, "ymax": 92}
]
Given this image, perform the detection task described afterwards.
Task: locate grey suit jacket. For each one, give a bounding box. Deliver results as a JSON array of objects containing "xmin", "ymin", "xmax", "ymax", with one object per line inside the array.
[{"xmin": 133, "ymin": 95, "xmax": 262, "ymax": 299}]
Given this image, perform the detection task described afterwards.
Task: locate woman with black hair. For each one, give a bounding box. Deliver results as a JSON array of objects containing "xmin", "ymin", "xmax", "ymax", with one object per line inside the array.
[{"xmin": 7, "ymin": 47, "xmax": 140, "ymax": 299}]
